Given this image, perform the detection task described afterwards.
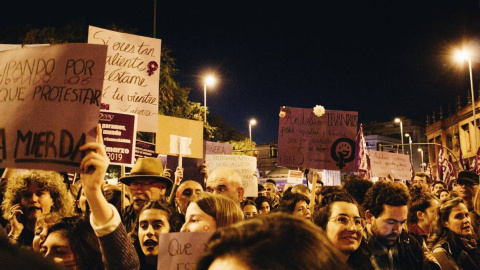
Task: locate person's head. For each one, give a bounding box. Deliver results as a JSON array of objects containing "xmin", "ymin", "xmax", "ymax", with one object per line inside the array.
[
  {"xmin": 278, "ymin": 192, "xmax": 311, "ymax": 220},
  {"xmin": 103, "ymin": 184, "xmax": 130, "ymax": 214},
  {"xmin": 206, "ymin": 167, "xmax": 245, "ymax": 204},
  {"xmin": 257, "ymin": 184, "xmax": 266, "ymax": 197},
  {"xmin": 439, "ymin": 189, "xmax": 450, "ymax": 200},
  {"xmin": 134, "ymin": 199, "xmax": 179, "ymax": 262},
  {"xmin": 197, "ymin": 212, "xmax": 349, "ymax": 270},
  {"xmin": 428, "ymin": 197, "xmax": 473, "ymax": 249},
  {"xmin": 119, "ymin": 158, "xmax": 173, "ymax": 213},
  {"xmin": 263, "ymin": 182, "xmax": 277, "ymax": 201},
  {"xmin": 241, "ymin": 200, "xmax": 258, "ymax": 219},
  {"xmin": 174, "ymin": 180, "xmax": 203, "ymax": 215},
  {"xmin": 314, "ymin": 192, "xmax": 364, "ymax": 260},
  {"xmin": 254, "ymin": 196, "xmax": 272, "ymax": 214},
  {"xmin": 315, "ymin": 181, "xmax": 324, "ymax": 195},
  {"xmin": 2, "ymin": 170, "xmax": 73, "ymax": 224},
  {"xmin": 407, "ymin": 189, "xmax": 438, "ymax": 233},
  {"xmin": 432, "ymin": 181, "xmax": 447, "ymax": 197},
  {"xmin": 291, "ymin": 184, "xmax": 311, "ymax": 198},
  {"xmin": 362, "ymin": 181, "xmax": 410, "ymax": 247},
  {"xmin": 343, "ymin": 175, "xmax": 373, "ymax": 205},
  {"xmin": 32, "ymin": 213, "xmax": 62, "ymax": 252},
  {"xmin": 181, "ymin": 192, "xmax": 244, "ymax": 232},
  {"xmin": 411, "ymin": 172, "xmax": 432, "ymax": 194},
  {"xmin": 455, "ymin": 170, "xmax": 479, "ymax": 203},
  {"xmin": 41, "ymin": 216, "xmax": 103, "ymax": 269}
]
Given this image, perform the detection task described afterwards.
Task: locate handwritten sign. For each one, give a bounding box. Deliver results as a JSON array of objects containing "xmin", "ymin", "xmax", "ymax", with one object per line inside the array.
[
  {"xmin": 157, "ymin": 232, "xmax": 213, "ymax": 270},
  {"xmin": 134, "ymin": 140, "xmax": 156, "ymax": 163},
  {"xmin": 156, "ymin": 115, "xmax": 203, "ymax": 159},
  {"xmin": 369, "ymin": 150, "xmax": 412, "ymax": 180},
  {"xmin": 287, "ymin": 170, "xmax": 304, "ymax": 184},
  {"xmin": 99, "ymin": 110, "xmax": 137, "ymax": 166},
  {"xmin": 205, "ymin": 154, "xmax": 258, "ymax": 197},
  {"xmin": 88, "ymin": 26, "xmax": 161, "ymax": 133},
  {"xmin": 204, "ymin": 140, "xmax": 232, "ymax": 157},
  {"xmin": 0, "ymin": 43, "xmax": 107, "ymax": 173},
  {"xmin": 277, "ymin": 107, "xmax": 358, "ymax": 171}
]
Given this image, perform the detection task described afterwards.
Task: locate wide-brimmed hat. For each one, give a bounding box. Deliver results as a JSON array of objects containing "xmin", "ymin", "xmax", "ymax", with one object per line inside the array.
[
  {"xmin": 457, "ymin": 170, "xmax": 479, "ymax": 185},
  {"xmin": 119, "ymin": 157, "xmax": 173, "ymax": 189}
]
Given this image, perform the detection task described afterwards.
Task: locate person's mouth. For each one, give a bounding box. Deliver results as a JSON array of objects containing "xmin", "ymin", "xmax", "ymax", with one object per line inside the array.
[
  {"xmin": 28, "ymin": 206, "xmax": 42, "ymax": 212},
  {"xmin": 143, "ymin": 239, "xmax": 158, "ymax": 250}
]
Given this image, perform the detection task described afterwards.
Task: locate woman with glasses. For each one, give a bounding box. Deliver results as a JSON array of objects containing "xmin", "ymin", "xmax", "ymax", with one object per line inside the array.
[{"xmin": 314, "ymin": 192, "xmax": 372, "ymax": 269}]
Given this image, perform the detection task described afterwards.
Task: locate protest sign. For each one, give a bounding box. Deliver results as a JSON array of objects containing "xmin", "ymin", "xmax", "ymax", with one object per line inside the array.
[
  {"xmin": 156, "ymin": 115, "xmax": 203, "ymax": 159},
  {"xmin": 369, "ymin": 150, "xmax": 412, "ymax": 180},
  {"xmin": 278, "ymin": 107, "xmax": 358, "ymax": 171},
  {"xmin": 134, "ymin": 139, "xmax": 157, "ymax": 163},
  {"xmin": 88, "ymin": 26, "xmax": 161, "ymax": 133},
  {"xmin": 205, "ymin": 154, "xmax": 258, "ymax": 197},
  {"xmin": 0, "ymin": 43, "xmax": 107, "ymax": 173},
  {"xmin": 99, "ymin": 110, "xmax": 137, "ymax": 166},
  {"xmin": 204, "ymin": 140, "xmax": 232, "ymax": 157},
  {"xmin": 157, "ymin": 232, "xmax": 212, "ymax": 270},
  {"xmin": 166, "ymin": 156, "xmax": 205, "ymax": 184},
  {"xmin": 287, "ymin": 170, "xmax": 303, "ymax": 184}
]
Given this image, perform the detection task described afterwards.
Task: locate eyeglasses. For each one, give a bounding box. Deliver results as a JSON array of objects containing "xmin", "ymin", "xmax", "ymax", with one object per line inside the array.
[
  {"xmin": 130, "ymin": 179, "xmax": 166, "ymax": 189},
  {"xmin": 329, "ymin": 215, "xmax": 365, "ymax": 229}
]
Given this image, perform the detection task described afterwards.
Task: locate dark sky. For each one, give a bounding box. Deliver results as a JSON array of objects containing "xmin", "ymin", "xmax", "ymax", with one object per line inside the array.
[{"xmin": 3, "ymin": 0, "xmax": 480, "ymax": 144}]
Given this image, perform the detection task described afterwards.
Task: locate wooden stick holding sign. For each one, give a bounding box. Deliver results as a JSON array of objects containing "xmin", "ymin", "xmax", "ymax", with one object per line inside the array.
[
  {"xmin": 121, "ymin": 165, "xmax": 126, "ymax": 210},
  {"xmin": 309, "ymin": 169, "xmax": 318, "ymax": 211}
]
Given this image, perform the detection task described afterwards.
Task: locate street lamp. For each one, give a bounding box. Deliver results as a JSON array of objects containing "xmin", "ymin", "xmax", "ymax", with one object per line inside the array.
[
  {"xmin": 394, "ymin": 118, "xmax": 404, "ymax": 154},
  {"xmin": 249, "ymin": 119, "xmax": 257, "ymax": 141},
  {"xmin": 203, "ymin": 75, "xmax": 216, "ymax": 124},
  {"xmin": 455, "ymin": 49, "xmax": 478, "ymax": 152},
  {"xmin": 418, "ymin": 148, "xmax": 424, "ymax": 172},
  {"xmin": 405, "ymin": 133, "xmax": 413, "ymax": 165}
]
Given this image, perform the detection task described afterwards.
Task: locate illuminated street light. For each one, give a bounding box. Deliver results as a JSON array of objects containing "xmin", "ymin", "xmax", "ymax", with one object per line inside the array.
[
  {"xmin": 203, "ymin": 75, "xmax": 216, "ymax": 124},
  {"xmin": 394, "ymin": 118, "xmax": 404, "ymax": 154},
  {"xmin": 455, "ymin": 48, "xmax": 478, "ymax": 152},
  {"xmin": 405, "ymin": 133, "xmax": 413, "ymax": 164},
  {"xmin": 249, "ymin": 119, "xmax": 257, "ymax": 141}
]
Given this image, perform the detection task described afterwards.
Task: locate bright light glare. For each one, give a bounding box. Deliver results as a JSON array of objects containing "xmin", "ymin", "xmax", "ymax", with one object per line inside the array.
[
  {"xmin": 418, "ymin": 148, "xmax": 422, "ymax": 152},
  {"xmin": 205, "ymin": 76, "xmax": 216, "ymax": 86},
  {"xmin": 394, "ymin": 118, "xmax": 401, "ymax": 123},
  {"xmin": 405, "ymin": 133, "xmax": 410, "ymax": 137},
  {"xmin": 455, "ymin": 50, "xmax": 470, "ymax": 62},
  {"xmin": 250, "ymin": 119, "xmax": 257, "ymax": 125}
]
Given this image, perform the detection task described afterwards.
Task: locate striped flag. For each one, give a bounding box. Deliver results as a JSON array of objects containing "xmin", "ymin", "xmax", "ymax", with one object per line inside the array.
[
  {"xmin": 354, "ymin": 124, "xmax": 371, "ymax": 179},
  {"xmin": 437, "ymin": 145, "xmax": 455, "ymax": 189}
]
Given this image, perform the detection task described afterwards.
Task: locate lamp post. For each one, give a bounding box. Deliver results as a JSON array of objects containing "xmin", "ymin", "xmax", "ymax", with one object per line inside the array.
[
  {"xmin": 394, "ymin": 118, "xmax": 404, "ymax": 154},
  {"xmin": 249, "ymin": 119, "xmax": 257, "ymax": 141},
  {"xmin": 203, "ymin": 76, "xmax": 216, "ymax": 124},
  {"xmin": 418, "ymin": 148, "xmax": 424, "ymax": 172},
  {"xmin": 405, "ymin": 133, "xmax": 413, "ymax": 164},
  {"xmin": 456, "ymin": 49, "xmax": 478, "ymax": 152}
]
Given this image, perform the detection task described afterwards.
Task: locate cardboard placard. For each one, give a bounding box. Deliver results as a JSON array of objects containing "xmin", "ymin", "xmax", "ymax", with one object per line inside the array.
[
  {"xmin": 166, "ymin": 155, "xmax": 205, "ymax": 184},
  {"xmin": 88, "ymin": 26, "xmax": 161, "ymax": 133},
  {"xmin": 0, "ymin": 43, "xmax": 107, "ymax": 172},
  {"xmin": 277, "ymin": 107, "xmax": 358, "ymax": 171},
  {"xmin": 205, "ymin": 154, "xmax": 258, "ymax": 197},
  {"xmin": 287, "ymin": 170, "xmax": 303, "ymax": 184},
  {"xmin": 134, "ymin": 139, "xmax": 157, "ymax": 163},
  {"xmin": 204, "ymin": 140, "xmax": 232, "ymax": 157},
  {"xmin": 156, "ymin": 115, "xmax": 203, "ymax": 159},
  {"xmin": 157, "ymin": 232, "xmax": 213, "ymax": 270},
  {"xmin": 369, "ymin": 150, "xmax": 412, "ymax": 180},
  {"xmin": 99, "ymin": 110, "xmax": 137, "ymax": 166}
]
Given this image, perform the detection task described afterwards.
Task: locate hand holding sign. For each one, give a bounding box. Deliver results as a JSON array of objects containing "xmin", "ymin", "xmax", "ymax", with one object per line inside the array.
[{"xmin": 79, "ymin": 125, "xmax": 110, "ymax": 192}]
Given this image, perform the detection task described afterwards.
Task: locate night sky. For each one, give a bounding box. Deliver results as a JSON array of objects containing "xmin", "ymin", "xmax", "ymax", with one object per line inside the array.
[{"xmin": 2, "ymin": 0, "xmax": 480, "ymax": 144}]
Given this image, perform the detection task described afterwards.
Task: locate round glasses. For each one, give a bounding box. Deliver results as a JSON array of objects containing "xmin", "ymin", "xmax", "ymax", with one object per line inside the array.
[{"xmin": 329, "ymin": 215, "xmax": 365, "ymax": 229}]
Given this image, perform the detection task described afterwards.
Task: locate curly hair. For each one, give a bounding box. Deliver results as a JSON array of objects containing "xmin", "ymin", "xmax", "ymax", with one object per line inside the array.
[
  {"xmin": 362, "ymin": 181, "xmax": 410, "ymax": 218},
  {"xmin": 407, "ymin": 188, "xmax": 437, "ymax": 225},
  {"xmin": 278, "ymin": 192, "xmax": 310, "ymax": 214},
  {"xmin": 314, "ymin": 192, "xmax": 357, "ymax": 230},
  {"xmin": 343, "ymin": 175, "xmax": 373, "ymax": 205},
  {"xmin": 427, "ymin": 197, "xmax": 468, "ymax": 250},
  {"xmin": 192, "ymin": 192, "xmax": 244, "ymax": 229},
  {"xmin": 2, "ymin": 170, "xmax": 74, "ymax": 220},
  {"xmin": 254, "ymin": 196, "xmax": 273, "ymax": 211}
]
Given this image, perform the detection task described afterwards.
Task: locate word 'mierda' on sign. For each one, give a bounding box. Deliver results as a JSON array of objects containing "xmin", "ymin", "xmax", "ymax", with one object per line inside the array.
[{"xmin": 13, "ymin": 129, "xmax": 85, "ymax": 165}]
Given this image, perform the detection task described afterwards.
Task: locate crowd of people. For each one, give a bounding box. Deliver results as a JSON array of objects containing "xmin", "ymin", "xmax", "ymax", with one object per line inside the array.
[{"xmin": 1, "ymin": 127, "xmax": 480, "ymax": 269}]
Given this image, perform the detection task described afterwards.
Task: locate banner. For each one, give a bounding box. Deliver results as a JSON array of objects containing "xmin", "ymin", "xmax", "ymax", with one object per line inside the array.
[
  {"xmin": 205, "ymin": 154, "xmax": 258, "ymax": 197},
  {"xmin": 0, "ymin": 43, "xmax": 107, "ymax": 172},
  {"xmin": 369, "ymin": 150, "xmax": 411, "ymax": 180},
  {"xmin": 135, "ymin": 140, "xmax": 157, "ymax": 163},
  {"xmin": 156, "ymin": 115, "xmax": 203, "ymax": 159},
  {"xmin": 99, "ymin": 110, "xmax": 137, "ymax": 166},
  {"xmin": 157, "ymin": 232, "xmax": 213, "ymax": 270},
  {"xmin": 277, "ymin": 107, "xmax": 358, "ymax": 171},
  {"xmin": 287, "ymin": 170, "xmax": 303, "ymax": 184},
  {"xmin": 204, "ymin": 140, "xmax": 232, "ymax": 156},
  {"xmin": 88, "ymin": 26, "xmax": 161, "ymax": 132}
]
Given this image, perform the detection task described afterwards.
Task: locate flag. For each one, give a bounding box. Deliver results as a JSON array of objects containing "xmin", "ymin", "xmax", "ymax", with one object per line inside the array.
[
  {"xmin": 354, "ymin": 124, "xmax": 371, "ymax": 179},
  {"xmin": 437, "ymin": 145, "xmax": 455, "ymax": 189},
  {"xmin": 470, "ymin": 147, "xmax": 480, "ymax": 174},
  {"xmin": 425, "ymin": 162, "xmax": 433, "ymax": 180}
]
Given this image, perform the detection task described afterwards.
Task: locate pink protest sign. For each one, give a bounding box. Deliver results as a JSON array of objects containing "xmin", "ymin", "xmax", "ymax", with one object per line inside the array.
[
  {"xmin": 277, "ymin": 107, "xmax": 358, "ymax": 171},
  {"xmin": 0, "ymin": 43, "xmax": 107, "ymax": 173}
]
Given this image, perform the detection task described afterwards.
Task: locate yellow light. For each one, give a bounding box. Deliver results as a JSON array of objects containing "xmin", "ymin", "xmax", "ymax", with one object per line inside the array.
[
  {"xmin": 455, "ymin": 49, "xmax": 470, "ymax": 62},
  {"xmin": 405, "ymin": 133, "xmax": 410, "ymax": 137},
  {"xmin": 394, "ymin": 118, "xmax": 401, "ymax": 123},
  {"xmin": 418, "ymin": 148, "xmax": 422, "ymax": 152},
  {"xmin": 205, "ymin": 75, "xmax": 216, "ymax": 86},
  {"xmin": 250, "ymin": 119, "xmax": 257, "ymax": 125}
]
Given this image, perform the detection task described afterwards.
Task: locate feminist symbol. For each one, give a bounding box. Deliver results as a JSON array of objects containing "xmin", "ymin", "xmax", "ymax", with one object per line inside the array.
[
  {"xmin": 147, "ymin": 61, "xmax": 159, "ymax": 76},
  {"xmin": 330, "ymin": 138, "xmax": 355, "ymax": 169}
]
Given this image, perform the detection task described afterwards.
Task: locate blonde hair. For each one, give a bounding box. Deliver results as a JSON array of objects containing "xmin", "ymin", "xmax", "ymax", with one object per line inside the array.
[
  {"xmin": 192, "ymin": 192, "xmax": 244, "ymax": 228},
  {"xmin": 2, "ymin": 170, "xmax": 74, "ymax": 220}
]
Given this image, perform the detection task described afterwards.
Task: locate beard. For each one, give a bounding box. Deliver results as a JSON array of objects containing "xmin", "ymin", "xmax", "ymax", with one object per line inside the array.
[{"xmin": 371, "ymin": 221, "xmax": 400, "ymax": 247}]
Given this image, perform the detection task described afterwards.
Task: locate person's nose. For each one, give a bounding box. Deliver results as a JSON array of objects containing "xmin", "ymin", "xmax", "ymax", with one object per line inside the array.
[
  {"xmin": 146, "ymin": 224, "xmax": 155, "ymax": 236},
  {"xmin": 180, "ymin": 223, "xmax": 189, "ymax": 232},
  {"xmin": 392, "ymin": 222, "xmax": 402, "ymax": 233}
]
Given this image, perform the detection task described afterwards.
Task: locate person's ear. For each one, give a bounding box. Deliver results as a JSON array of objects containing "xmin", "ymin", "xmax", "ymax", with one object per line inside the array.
[
  {"xmin": 238, "ymin": 187, "xmax": 245, "ymax": 202},
  {"xmin": 417, "ymin": 211, "xmax": 425, "ymax": 221},
  {"xmin": 365, "ymin": 210, "xmax": 373, "ymax": 224}
]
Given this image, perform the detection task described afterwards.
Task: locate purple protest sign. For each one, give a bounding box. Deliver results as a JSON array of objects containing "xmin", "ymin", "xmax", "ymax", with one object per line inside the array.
[
  {"xmin": 99, "ymin": 110, "xmax": 137, "ymax": 166},
  {"xmin": 134, "ymin": 139, "xmax": 157, "ymax": 163}
]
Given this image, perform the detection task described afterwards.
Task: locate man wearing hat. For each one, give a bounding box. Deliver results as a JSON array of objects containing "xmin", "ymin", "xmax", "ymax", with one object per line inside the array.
[
  {"xmin": 120, "ymin": 157, "xmax": 173, "ymax": 233},
  {"xmin": 456, "ymin": 170, "xmax": 479, "ymax": 211}
]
